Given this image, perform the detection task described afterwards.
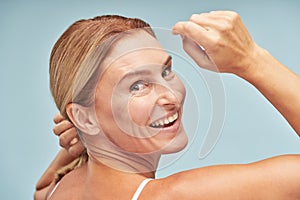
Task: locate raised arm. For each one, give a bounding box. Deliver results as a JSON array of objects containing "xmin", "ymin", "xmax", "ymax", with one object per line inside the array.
[
  {"xmin": 238, "ymin": 45, "xmax": 300, "ymax": 136},
  {"xmin": 150, "ymin": 154, "xmax": 300, "ymax": 199},
  {"xmin": 34, "ymin": 114, "xmax": 84, "ymax": 200},
  {"xmin": 173, "ymin": 11, "xmax": 300, "ymax": 136},
  {"xmin": 34, "ymin": 149, "xmax": 76, "ymax": 200}
]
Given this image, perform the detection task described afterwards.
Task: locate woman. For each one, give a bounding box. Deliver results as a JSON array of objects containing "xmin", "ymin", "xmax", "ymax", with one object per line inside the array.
[{"xmin": 35, "ymin": 11, "xmax": 300, "ymax": 199}]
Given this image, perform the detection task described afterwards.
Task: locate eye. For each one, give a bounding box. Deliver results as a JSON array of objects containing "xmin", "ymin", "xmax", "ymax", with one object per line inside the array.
[
  {"xmin": 129, "ymin": 80, "xmax": 149, "ymax": 92},
  {"xmin": 162, "ymin": 66, "xmax": 172, "ymax": 78}
]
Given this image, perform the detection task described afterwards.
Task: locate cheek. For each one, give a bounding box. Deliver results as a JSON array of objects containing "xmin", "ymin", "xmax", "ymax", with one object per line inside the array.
[
  {"xmin": 94, "ymin": 80, "xmax": 117, "ymax": 131},
  {"xmin": 94, "ymin": 93, "xmax": 113, "ymax": 127},
  {"xmin": 172, "ymin": 78, "xmax": 186, "ymax": 102},
  {"xmin": 128, "ymin": 97, "xmax": 153, "ymax": 125},
  {"xmin": 180, "ymin": 83, "xmax": 186, "ymax": 101}
]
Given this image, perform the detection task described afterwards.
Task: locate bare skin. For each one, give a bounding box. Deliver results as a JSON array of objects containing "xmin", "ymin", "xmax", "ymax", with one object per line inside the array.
[
  {"xmin": 34, "ymin": 114, "xmax": 84, "ymax": 200},
  {"xmin": 35, "ymin": 11, "xmax": 300, "ymax": 200},
  {"xmin": 41, "ymin": 154, "xmax": 300, "ymax": 199},
  {"xmin": 34, "ymin": 149, "xmax": 77, "ymax": 200},
  {"xmin": 173, "ymin": 11, "xmax": 300, "ymax": 136}
]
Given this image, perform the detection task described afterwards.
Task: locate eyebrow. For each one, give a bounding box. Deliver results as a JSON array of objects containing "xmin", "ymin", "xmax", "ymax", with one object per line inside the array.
[{"xmin": 119, "ymin": 55, "xmax": 172, "ymax": 82}]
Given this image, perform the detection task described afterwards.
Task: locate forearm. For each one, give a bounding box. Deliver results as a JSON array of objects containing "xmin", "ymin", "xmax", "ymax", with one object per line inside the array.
[
  {"xmin": 35, "ymin": 149, "xmax": 77, "ymax": 190},
  {"xmin": 34, "ymin": 185, "xmax": 51, "ymax": 200},
  {"xmin": 237, "ymin": 45, "xmax": 300, "ymax": 136}
]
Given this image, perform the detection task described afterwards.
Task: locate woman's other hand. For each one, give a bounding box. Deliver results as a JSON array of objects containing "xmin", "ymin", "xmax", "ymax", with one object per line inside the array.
[{"xmin": 53, "ymin": 113, "xmax": 85, "ymax": 157}]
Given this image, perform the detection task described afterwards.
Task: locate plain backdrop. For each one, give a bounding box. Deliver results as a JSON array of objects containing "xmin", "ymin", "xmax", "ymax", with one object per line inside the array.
[{"xmin": 1, "ymin": 0, "xmax": 300, "ymax": 199}]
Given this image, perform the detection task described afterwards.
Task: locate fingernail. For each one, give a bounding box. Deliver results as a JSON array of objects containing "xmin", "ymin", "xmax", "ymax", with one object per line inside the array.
[{"xmin": 70, "ymin": 138, "xmax": 78, "ymax": 145}]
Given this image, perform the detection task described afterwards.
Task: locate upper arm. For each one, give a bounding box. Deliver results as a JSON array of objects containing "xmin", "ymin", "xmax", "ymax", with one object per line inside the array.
[
  {"xmin": 165, "ymin": 164, "xmax": 261, "ymax": 199},
  {"xmin": 150, "ymin": 155, "xmax": 300, "ymax": 200}
]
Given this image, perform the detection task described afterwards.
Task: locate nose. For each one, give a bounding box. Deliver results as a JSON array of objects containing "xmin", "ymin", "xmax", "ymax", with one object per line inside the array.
[{"xmin": 154, "ymin": 84, "xmax": 178, "ymax": 108}]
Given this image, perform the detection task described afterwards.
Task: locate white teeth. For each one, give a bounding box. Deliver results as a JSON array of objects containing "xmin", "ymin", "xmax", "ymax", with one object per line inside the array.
[
  {"xmin": 174, "ymin": 112, "xmax": 178, "ymax": 120},
  {"xmin": 159, "ymin": 120, "xmax": 164, "ymax": 126},
  {"xmin": 150, "ymin": 112, "xmax": 179, "ymax": 128},
  {"xmin": 168, "ymin": 115, "xmax": 175, "ymax": 123}
]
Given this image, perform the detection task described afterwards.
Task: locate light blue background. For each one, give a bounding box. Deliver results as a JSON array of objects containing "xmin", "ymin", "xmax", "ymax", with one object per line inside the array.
[{"xmin": 1, "ymin": 0, "xmax": 300, "ymax": 199}]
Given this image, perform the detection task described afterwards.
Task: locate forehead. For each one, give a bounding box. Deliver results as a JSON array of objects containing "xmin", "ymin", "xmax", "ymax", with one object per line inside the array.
[{"xmin": 102, "ymin": 30, "xmax": 169, "ymax": 76}]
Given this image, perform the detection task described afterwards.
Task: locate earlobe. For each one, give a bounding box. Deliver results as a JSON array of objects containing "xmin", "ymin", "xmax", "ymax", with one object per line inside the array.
[{"xmin": 66, "ymin": 103, "xmax": 100, "ymax": 135}]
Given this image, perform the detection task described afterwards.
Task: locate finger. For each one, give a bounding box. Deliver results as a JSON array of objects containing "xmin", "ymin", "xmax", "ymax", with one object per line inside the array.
[
  {"xmin": 53, "ymin": 113, "xmax": 64, "ymax": 124},
  {"xmin": 172, "ymin": 12, "xmax": 217, "ymax": 35},
  {"xmin": 70, "ymin": 137, "xmax": 79, "ymax": 145},
  {"xmin": 191, "ymin": 12, "xmax": 225, "ymax": 21},
  {"xmin": 195, "ymin": 11, "xmax": 243, "ymax": 32},
  {"xmin": 59, "ymin": 127, "xmax": 78, "ymax": 148},
  {"xmin": 209, "ymin": 10, "xmax": 239, "ymax": 17},
  {"xmin": 189, "ymin": 13, "xmax": 231, "ymax": 31},
  {"xmin": 53, "ymin": 120, "xmax": 74, "ymax": 136},
  {"xmin": 172, "ymin": 21, "xmax": 212, "ymax": 48},
  {"xmin": 68, "ymin": 142, "xmax": 85, "ymax": 157},
  {"xmin": 181, "ymin": 36, "xmax": 217, "ymax": 71}
]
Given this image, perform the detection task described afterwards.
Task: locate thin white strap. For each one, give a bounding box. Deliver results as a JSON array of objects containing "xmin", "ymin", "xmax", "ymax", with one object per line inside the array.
[
  {"xmin": 47, "ymin": 181, "xmax": 60, "ymax": 200},
  {"xmin": 131, "ymin": 178, "xmax": 153, "ymax": 200}
]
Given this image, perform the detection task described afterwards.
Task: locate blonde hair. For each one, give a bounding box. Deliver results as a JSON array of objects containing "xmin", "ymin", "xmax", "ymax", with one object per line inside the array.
[{"xmin": 49, "ymin": 15, "xmax": 154, "ymax": 182}]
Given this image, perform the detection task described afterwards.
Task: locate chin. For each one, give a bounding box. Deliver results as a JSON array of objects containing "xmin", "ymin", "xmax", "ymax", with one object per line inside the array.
[{"xmin": 160, "ymin": 125, "xmax": 188, "ymax": 154}]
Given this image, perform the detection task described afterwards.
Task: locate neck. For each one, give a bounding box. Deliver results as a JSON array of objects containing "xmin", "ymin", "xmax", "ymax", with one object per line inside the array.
[
  {"xmin": 82, "ymin": 132, "xmax": 161, "ymax": 177},
  {"xmin": 88, "ymin": 154, "xmax": 156, "ymax": 178},
  {"xmin": 83, "ymin": 155, "xmax": 156, "ymax": 200}
]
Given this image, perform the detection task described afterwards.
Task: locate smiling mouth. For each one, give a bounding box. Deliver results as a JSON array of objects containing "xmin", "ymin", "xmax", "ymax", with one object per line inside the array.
[{"xmin": 149, "ymin": 112, "xmax": 179, "ymax": 128}]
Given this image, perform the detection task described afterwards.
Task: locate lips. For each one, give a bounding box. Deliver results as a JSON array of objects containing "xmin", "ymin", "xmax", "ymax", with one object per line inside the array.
[{"xmin": 149, "ymin": 112, "xmax": 179, "ymax": 128}]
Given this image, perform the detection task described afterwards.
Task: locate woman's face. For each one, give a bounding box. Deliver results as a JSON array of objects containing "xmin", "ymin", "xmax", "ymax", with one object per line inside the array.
[{"xmin": 93, "ymin": 30, "xmax": 187, "ymax": 154}]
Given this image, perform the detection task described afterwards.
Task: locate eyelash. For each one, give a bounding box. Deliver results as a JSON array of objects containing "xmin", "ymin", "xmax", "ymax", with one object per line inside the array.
[
  {"xmin": 129, "ymin": 66, "xmax": 174, "ymax": 92},
  {"xmin": 129, "ymin": 80, "xmax": 149, "ymax": 92},
  {"xmin": 162, "ymin": 66, "xmax": 172, "ymax": 78}
]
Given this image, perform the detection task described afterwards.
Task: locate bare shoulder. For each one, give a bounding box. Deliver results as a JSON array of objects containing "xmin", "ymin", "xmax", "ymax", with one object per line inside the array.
[
  {"xmin": 143, "ymin": 155, "xmax": 300, "ymax": 200},
  {"xmin": 48, "ymin": 164, "xmax": 87, "ymax": 200}
]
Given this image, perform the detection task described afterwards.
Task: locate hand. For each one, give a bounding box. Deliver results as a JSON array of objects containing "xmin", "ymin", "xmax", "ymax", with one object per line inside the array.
[
  {"xmin": 53, "ymin": 113, "xmax": 85, "ymax": 157},
  {"xmin": 172, "ymin": 11, "xmax": 260, "ymax": 76}
]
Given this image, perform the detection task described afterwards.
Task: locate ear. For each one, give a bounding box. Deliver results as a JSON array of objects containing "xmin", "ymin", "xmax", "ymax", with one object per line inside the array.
[{"xmin": 66, "ymin": 103, "xmax": 100, "ymax": 135}]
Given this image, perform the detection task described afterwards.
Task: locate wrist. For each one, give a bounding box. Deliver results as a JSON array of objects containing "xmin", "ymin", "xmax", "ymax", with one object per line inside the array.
[{"xmin": 234, "ymin": 43, "xmax": 270, "ymax": 82}]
